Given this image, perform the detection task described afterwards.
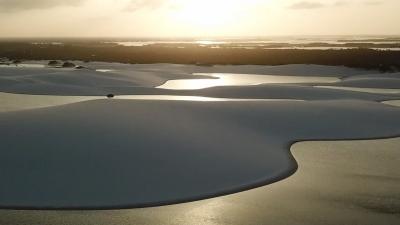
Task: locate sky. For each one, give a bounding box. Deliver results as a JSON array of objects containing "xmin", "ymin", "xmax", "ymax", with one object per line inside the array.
[{"xmin": 0, "ymin": 0, "xmax": 399, "ymax": 38}]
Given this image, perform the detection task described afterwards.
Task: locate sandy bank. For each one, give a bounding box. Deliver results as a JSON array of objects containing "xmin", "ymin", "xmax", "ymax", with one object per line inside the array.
[
  {"xmin": 1, "ymin": 63, "xmax": 399, "ymax": 102},
  {"xmin": 0, "ymin": 92, "xmax": 101, "ymax": 112},
  {"xmin": 0, "ymin": 63, "xmax": 374, "ymax": 96},
  {"xmin": 383, "ymin": 100, "xmax": 400, "ymax": 107},
  {"xmin": 315, "ymin": 86, "xmax": 400, "ymax": 94},
  {"xmin": 0, "ymin": 99, "xmax": 399, "ymax": 209},
  {"xmin": 0, "ymin": 92, "xmax": 306, "ymax": 113},
  {"xmin": 1, "ymin": 138, "xmax": 399, "ymax": 225},
  {"xmin": 332, "ymin": 77, "xmax": 400, "ymax": 89}
]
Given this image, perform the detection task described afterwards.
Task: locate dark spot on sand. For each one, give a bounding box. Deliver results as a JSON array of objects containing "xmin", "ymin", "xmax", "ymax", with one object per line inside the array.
[
  {"xmin": 48, "ymin": 60, "xmax": 60, "ymax": 66},
  {"xmin": 62, "ymin": 62, "xmax": 76, "ymax": 68}
]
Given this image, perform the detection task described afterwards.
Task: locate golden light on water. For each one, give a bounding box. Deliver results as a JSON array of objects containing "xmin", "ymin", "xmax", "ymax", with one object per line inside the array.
[{"xmin": 157, "ymin": 73, "xmax": 340, "ymax": 90}]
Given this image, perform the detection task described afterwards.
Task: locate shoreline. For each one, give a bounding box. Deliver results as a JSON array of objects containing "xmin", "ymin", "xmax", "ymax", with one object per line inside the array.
[
  {"xmin": 1, "ymin": 135, "xmax": 400, "ymax": 211},
  {"xmin": 1, "ymin": 137, "xmax": 399, "ymax": 225},
  {"xmin": 1, "ymin": 99, "xmax": 400, "ymax": 210},
  {"xmin": 1, "ymin": 62, "xmax": 400, "ymax": 211}
]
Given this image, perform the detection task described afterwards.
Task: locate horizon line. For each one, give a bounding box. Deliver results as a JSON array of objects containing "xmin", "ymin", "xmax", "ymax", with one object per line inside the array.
[{"xmin": 1, "ymin": 34, "xmax": 400, "ymax": 40}]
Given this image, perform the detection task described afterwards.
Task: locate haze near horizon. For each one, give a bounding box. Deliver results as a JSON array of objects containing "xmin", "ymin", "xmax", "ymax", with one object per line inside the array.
[{"xmin": 0, "ymin": 0, "xmax": 399, "ymax": 38}]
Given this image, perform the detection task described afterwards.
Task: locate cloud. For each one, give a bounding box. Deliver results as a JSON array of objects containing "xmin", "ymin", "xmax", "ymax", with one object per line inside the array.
[
  {"xmin": 288, "ymin": 0, "xmax": 352, "ymax": 10},
  {"xmin": 0, "ymin": 0, "xmax": 84, "ymax": 12},
  {"xmin": 363, "ymin": 1, "xmax": 384, "ymax": 6},
  {"xmin": 333, "ymin": 1, "xmax": 348, "ymax": 6},
  {"xmin": 288, "ymin": 1, "xmax": 325, "ymax": 9},
  {"xmin": 124, "ymin": 0, "xmax": 167, "ymax": 11}
]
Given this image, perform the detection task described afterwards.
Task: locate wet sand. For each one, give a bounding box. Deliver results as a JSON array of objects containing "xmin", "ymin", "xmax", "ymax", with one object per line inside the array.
[{"xmin": 1, "ymin": 138, "xmax": 399, "ymax": 225}]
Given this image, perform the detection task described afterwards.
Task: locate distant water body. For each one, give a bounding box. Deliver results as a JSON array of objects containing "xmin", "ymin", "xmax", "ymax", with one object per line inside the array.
[
  {"xmin": 158, "ymin": 73, "xmax": 339, "ymax": 90},
  {"xmin": 95, "ymin": 36, "xmax": 400, "ymax": 51},
  {"xmin": 26, "ymin": 36, "xmax": 400, "ymax": 51}
]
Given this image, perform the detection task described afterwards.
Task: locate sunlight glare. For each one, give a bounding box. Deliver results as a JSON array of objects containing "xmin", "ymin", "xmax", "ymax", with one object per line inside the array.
[{"xmin": 171, "ymin": 0, "xmax": 262, "ymax": 29}]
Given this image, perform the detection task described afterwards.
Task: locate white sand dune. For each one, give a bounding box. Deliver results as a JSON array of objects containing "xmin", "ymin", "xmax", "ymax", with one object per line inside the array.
[
  {"xmin": 0, "ymin": 92, "xmax": 304, "ymax": 113},
  {"xmin": 180, "ymin": 84, "xmax": 399, "ymax": 101},
  {"xmin": 1, "ymin": 62, "xmax": 400, "ymax": 210},
  {"xmin": 0, "ymin": 62, "xmax": 372, "ymax": 95},
  {"xmin": 116, "ymin": 95, "xmax": 303, "ymax": 102},
  {"xmin": 315, "ymin": 86, "xmax": 400, "ymax": 94},
  {"xmin": 343, "ymin": 72, "xmax": 400, "ymax": 80},
  {"xmin": 202, "ymin": 64, "xmax": 376, "ymax": 77},
  {"xmin": 0, "ymin": 62, "xmax": 214, "ymax": 95},
  {"xmin": 0, "ymin": 99, "xmax": 399, "ymax": 209},
  {"xmin": 1, "ymin": 138, "xmax": 399, "ymax": 225},
  {"xmin": 332, "ymin": 77, "xmax": 400, "ymax": 89},
  {"xmin": 1, "ymin": 62, "xmax": 398, "ymax": 102},
  {"xmin": 383, "ymin": 100, "xmax": 400, "ymax": 107},
  {"xmin": 0, "ymin": 92, "xmax": 102, "ymax": 112},
  {"xmin": 0, "ymin": 64, "xmax": 45, "ymax": 68}
]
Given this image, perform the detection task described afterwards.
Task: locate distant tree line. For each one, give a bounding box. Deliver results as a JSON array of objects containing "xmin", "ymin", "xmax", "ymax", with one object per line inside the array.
[{"xmin": 0, "ymin": 42, "xmax": 399, "ymax": 71}]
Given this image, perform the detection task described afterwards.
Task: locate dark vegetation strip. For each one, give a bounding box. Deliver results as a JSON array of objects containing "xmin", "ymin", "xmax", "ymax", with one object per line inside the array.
[{"xmin": 1, "ymin": 43, "xmax": 400, "ymax": 71}]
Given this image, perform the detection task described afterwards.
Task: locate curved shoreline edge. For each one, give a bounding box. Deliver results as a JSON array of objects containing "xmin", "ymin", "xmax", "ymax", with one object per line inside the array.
[
  {"xmin": 0, "ymin": 63, "xmax": 399, "ymax": 210},
  {"xmin": 1, "ymin": 134, "xmax": 399, "ymax": 211},
  {"xmin": 0, "ymin": 99, "xmax": 400, "ymax": 210},
  {"xmin": 1, "ymin": 137, "xmax": 399, "ymax": 225}
]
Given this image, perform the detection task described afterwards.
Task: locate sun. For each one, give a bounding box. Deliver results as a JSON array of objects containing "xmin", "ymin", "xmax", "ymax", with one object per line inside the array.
[{"xmin": 170, "ymin": 0, "xmax": 247, "ymax": 29}]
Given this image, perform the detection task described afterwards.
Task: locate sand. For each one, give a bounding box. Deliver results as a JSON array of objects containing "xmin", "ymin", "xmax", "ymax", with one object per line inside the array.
[
  {"xmin": 180, "ymin": 84, "xmax": 400, "ymax": 101},
  {"xmin": 1, "ymin": 62, "xmax": 400, "ymax": 217},
  {"xmin": 0, "ymin": 62, "xmax": 375, "ymax": 96},
  {"xmin": 315, "ymin": 86, "xmax": 400, "ymax": 94},
  {"xmin": 383, "ymin": 100, "xmax": 400, "ymax": 107},
  {"xmin": 0, "ymin": 138, "xmax": 399, "ymax": 225},
  {"xmin": 1, "ymin": 62, "xmax": 399, "ymax": 103},
  {"xmin": 333, "ymin": 77, "xmax": 400, "ymax": 89},
  {"xmin": 0, "ymin": 92, "xmax": 101, "ymax": 112},
  {"xmin": 1, "ymin": 99, "xmax": 399, "ymax": 209},
  {"xmin": 0, "ymin": 92, "xmax": 305, "ymax": 112}
]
